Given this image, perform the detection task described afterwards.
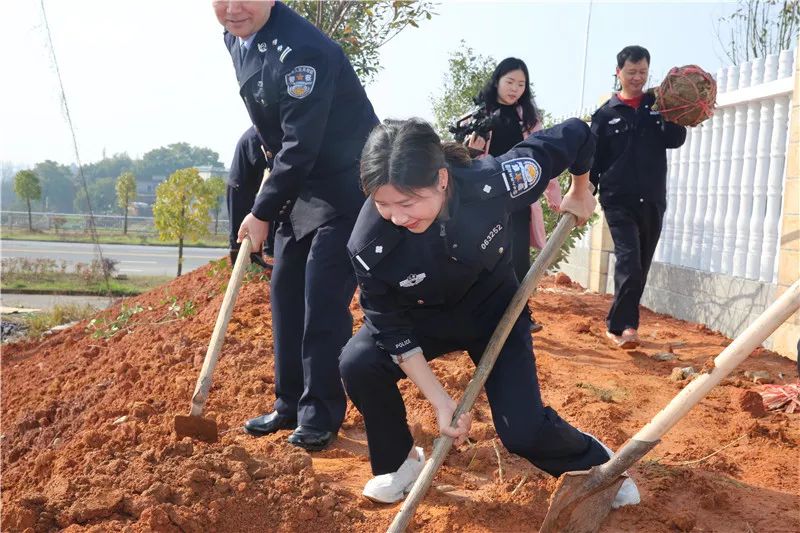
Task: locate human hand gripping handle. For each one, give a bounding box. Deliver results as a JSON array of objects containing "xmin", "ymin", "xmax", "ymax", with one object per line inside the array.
[
  {"xmin": 237, "ymin": 213, "xmax": 270, "ymax": 256},
  {"xmin": 558, "ymin": 172, "xmax": 596, "ymax": 225},
  {"xmin": 435, "ymin": 399, "xmax": 472, "ymax": 446},
  {"xmin": 399, "ymin": 353, "xmax": 472, "ymax": 446}
]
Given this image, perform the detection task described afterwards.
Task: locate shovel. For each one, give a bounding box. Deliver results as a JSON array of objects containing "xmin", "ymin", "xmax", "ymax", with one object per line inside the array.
[
  {"xmin": 174, "ymin": 236, "xmax": 253, "ymax": 443},
  {"xmin": 538, "ymin": 278, "xmax": 800, "ymax": 533},
  {"xmin": 387, "ymin": 211, "xmax": 583, "ymax": 533}
]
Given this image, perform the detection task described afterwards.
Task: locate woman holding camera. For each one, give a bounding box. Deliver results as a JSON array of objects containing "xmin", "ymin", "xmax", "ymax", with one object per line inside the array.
[{"xmin": 467, "ymin": 57, "xmax": 561, "ymax": 332}]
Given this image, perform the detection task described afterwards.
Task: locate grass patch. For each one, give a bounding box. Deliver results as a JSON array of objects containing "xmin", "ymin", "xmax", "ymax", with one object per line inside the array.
[
  {"xmin": 21, "ymin": 303, "xmax": 98, "ymax": 338},
  {"xmin": 1, "ymin": 229, "xmax": 228, "ymax": 248},
  {"xmin": 1, "ymin": 273, "xmax": 170, "ymax": 296},
  {"xmin": 86, "ymin": 295, "xmax": 197, "ymax": 339}
]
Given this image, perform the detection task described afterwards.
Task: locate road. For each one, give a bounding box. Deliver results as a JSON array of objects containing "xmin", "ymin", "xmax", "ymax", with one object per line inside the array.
[{"xmin": 1, "ymin": 240, "xmax": 228, "ymax": 277}]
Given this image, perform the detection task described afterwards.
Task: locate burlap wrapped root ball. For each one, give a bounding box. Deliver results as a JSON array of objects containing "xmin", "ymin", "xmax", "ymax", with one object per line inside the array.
[{"xmin": 652, "ymin": 65, "xmax": 717, "ymax": 127}]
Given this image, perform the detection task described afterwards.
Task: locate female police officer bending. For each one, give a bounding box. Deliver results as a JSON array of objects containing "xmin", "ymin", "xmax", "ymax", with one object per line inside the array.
[{"xmin": 339, "ymin": 117, "xmax": 641, "ymax": 507}]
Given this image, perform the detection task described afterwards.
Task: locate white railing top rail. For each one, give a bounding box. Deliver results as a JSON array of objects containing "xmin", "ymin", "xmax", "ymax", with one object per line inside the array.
[{"xmin": 715, "ymin": 49, "xmax": 795, "ymax": 109}]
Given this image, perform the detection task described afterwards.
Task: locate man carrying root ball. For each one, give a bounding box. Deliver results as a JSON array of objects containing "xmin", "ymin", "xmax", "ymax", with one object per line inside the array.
[{"xmin": 590, "ymin": 45, "xmax": 687, "ymax": 349}]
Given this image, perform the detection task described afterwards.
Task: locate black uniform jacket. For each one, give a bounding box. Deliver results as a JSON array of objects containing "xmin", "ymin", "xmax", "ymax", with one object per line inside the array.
[
  {"xmin": 589, "ymin": 92, "xmax": 686, "ymax": 210},
  {"xmin": 347, "ymin": 118, "xmax": 595, "ymax": 358},
  {"xmin": 224, "ymin": 1, "xmax": 379, "ymax": 239}
]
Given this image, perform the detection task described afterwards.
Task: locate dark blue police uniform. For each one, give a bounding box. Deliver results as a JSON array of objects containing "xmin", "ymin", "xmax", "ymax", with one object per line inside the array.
[
  {"xmin": 339, "ymin": 119, "xmax": 610, "ymax": 476},
  {"xmin": 223, "ymin": 1, "xmax": 379, "ymax": 445},
  {"xmin": 590, "ymin": 93, "xmax": 686, "ymax": 335},
  {"xmin": 226, "ymin": 126, "xmax": 275, "ymax": 260}
]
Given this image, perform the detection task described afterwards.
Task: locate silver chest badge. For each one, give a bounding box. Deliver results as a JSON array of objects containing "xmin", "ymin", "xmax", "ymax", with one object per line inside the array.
[
  {"xmin": 399, "ymin": 273, "xmax": 426, "ymax": 288},
  {"xmin": 257, "ymin": 42, "xmax": 267, "ymax": 53}
]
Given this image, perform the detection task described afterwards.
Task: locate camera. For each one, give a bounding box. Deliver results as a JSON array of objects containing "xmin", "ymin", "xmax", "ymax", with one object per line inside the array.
[{"xmin": 448, "ymin": 101, "xmax": 501, "ymax": 144}]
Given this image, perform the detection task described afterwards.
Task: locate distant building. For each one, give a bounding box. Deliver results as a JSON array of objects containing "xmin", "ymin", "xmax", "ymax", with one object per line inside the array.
[
  {"xmin": 135, "ymin": 174, "xmax": 166, "ymax": 205},
  {"xmin": 196, "ymin": 165, "xmax": 229, "ymax": 181}
]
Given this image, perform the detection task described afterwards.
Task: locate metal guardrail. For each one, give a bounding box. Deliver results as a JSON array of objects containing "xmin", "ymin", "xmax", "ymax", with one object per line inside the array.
[{"xmin": 0, "ymin": 211, "xmax": 231, "ymax": 236}]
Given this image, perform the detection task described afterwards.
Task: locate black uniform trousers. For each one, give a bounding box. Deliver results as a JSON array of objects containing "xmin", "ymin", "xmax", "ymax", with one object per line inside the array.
[
  {"xmin": 604, "ymin": 201, "xmax": 665, "ymax": 335},
  {"xmin": 270, "ymin": 215, "xmax": 357, "ymax": 432},
  {"xmin": 339, "ymin": 305, "xmax": 609, "ymax": 476}
]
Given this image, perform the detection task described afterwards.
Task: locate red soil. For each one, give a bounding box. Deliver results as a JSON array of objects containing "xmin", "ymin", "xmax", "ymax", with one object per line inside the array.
[{"xmin": 2, "ymin": 264, "xmax": 798, "ymax": 532}]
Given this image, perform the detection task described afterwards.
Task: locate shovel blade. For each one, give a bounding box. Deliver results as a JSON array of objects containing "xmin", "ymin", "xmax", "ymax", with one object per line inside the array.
[
  {"xmin": 539, "ymin": 470, "xmax": 625, "ymax": 533},
  {"xmin": 174, "ymin": 415, "xmax": 218, "ymax": 443}
]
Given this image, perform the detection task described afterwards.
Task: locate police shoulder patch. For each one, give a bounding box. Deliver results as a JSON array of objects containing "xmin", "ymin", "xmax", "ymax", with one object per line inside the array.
[
  {"xmin": 285, "ymin": 65, "xmax": 316, "ymax": 99},
  {"xmin": 501, "ymin": 158, "xmax": 541, "ymax": 198}
]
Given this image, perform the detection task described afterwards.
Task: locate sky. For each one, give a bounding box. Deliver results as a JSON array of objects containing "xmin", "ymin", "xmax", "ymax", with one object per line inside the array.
[{"xmin": 0, "ymin": 0, "xmax": 747, "ymax": 172}]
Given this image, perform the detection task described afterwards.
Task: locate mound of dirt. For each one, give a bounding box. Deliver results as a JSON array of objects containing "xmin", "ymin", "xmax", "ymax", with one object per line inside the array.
[{"xmin": 3, "ymin": 264, "xmax": 798, "ymax": 532}]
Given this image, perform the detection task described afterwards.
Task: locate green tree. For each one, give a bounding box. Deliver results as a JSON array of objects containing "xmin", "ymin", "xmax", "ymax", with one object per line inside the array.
[
  {"xmin": 115, "ymin": 171, "xmax": 137, "ymax": 235},
  {"xmin": 13, "ymin": 170, "xmax": 42, "ymax": 231},
  {"xmin": 286, "ymin": 0, "xmax": 436, "ymax": 84},
  {"xmin": 430, "ymin": 42, "xmax": 496, "ymax": 140},
  {"xmin": 153, "ymin": 168, "xmax": 215, "ymax": 276},
  {"xmin": 136, "ymin": 143, "xmax": 222, "ymax": 179},
  {"xmin": 717, "ymin": 0, "xmax": 800, "ymax": 65},
  {"xmin": 33, "ymin": 160, "xmax": 75, "ymax": 213},
  {"xmin": 74, "ymin": 177, "xmax": 116, "ymax": 213},
  {"xmin": 205, "ymin": 175, "xmax": 227, "ymax": 236},
  {"xmin": 83, "ymin": 153, "xmax": 135, "ymax": 182},
  {"xmin": 1, "ymin": 162, "xmax": 23, "ymax": 211}
]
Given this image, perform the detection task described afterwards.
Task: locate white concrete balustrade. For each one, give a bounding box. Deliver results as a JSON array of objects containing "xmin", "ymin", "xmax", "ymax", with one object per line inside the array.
[{"xmin": 654, "ymin": 49, "xmax": 796, "ymax": 284}]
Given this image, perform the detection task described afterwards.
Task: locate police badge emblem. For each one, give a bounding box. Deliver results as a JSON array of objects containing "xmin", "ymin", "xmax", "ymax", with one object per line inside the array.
[
  {"xmin": 501, "ymin": 158, "xmax": 541, "ymax": 198},
  {"xmin": 257, "ymin": 42, "xmax": 267, "ymax": 53},
  {"xmin": 285, "ymin": 65, "xmax": 316, "ymax": 99}
]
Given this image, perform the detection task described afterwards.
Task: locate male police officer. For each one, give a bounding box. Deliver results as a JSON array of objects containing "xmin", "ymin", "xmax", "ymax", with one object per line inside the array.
[
  {"xmin": 590, "ymin": 45, "xmax": 686, "ymax": 349},
  {"xmin": 213, "ymin": 0, "xmax": 379, "ymax": 450},
  {"xmin": 227, "ymin": 126, "xmax": 274, "ymax": 268}
]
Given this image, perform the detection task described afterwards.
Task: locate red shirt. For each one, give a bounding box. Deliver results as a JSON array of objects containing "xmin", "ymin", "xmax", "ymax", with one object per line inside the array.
[{"xmin": 617, "ymin": 92, "xmax": 643, "ymax": 109}]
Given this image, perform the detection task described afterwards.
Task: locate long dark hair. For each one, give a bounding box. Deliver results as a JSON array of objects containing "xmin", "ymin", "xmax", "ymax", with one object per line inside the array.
[
  {"xmin": 360, "ymin": 118, "xmax": 471, "ymax": 196},
  {"xmin": 477, "ymin": 57, "xmax": 539, "ymax": 131}
]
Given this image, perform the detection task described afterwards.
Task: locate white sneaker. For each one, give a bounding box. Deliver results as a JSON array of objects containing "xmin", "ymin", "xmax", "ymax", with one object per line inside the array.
[
  {"xmin": 363, "ymin": 446, "xmax": 425, "ymax": 503},
  {"xmin": 583, "ymin": 432, "xmax": 641, "ymax": 509}
]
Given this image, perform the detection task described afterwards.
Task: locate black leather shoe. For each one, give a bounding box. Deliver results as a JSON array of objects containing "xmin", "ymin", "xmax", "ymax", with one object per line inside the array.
[
  {"xmin": 287, "ymin": 425, "xmax": 335, "ymax": 451},
  {"xmin": 244, "ymin": 411, "xmax": 297, "ymax": 437},
  {"xmin": 530, "ymin": 321, "xmax": 543, "ymax": 333}
]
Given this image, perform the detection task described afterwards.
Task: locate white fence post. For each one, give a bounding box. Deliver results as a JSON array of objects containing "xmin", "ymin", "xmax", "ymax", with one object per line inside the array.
[
  {"xmin": 732, "ymin": 58, "xmax": 765, "ymax": 277},
  {"xmin": 711, "ymin": 65, "xmax": 740, "ymax": 272},
  {"xmin": 699, "ymin": 67, "xmax": 728, "ymax": 271},
  {"xmin": 759, "ymin": 49, "xmax": 795, "ymax": 282},
  {"xmin": 690, "ymin": 115, "xmax": 715, "ymax": 268},
  {"xmin": 746, "ymin": 53, "xmax": 779, "ymax": 279},
  {"xmin": 721, "ymin": 61, "xmax": 752, "ymax": 274},
  {"xmin": 680, "ymin": 126, "xmax": 703, "ymax": 266},
  {"xmin": 669, "ymin": 128, "xmax": 692, "ymax": 265}
]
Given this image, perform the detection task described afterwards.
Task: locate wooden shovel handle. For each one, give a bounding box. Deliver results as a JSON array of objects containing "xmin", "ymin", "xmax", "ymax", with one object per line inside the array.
[
  {"xmin": 188, "ymin": 237, "xmax": 252, "ymax": 417},
  {"xmin": 598, "ymin": 279, "xmax": 800, "ymax": 483},
  {"xmin": 635, "ymin": 278, "xmax": 800, "ymax": 443},
  {"xmin": 387, "ymin": 213, "xmax": 580, "ymax": 533}
]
